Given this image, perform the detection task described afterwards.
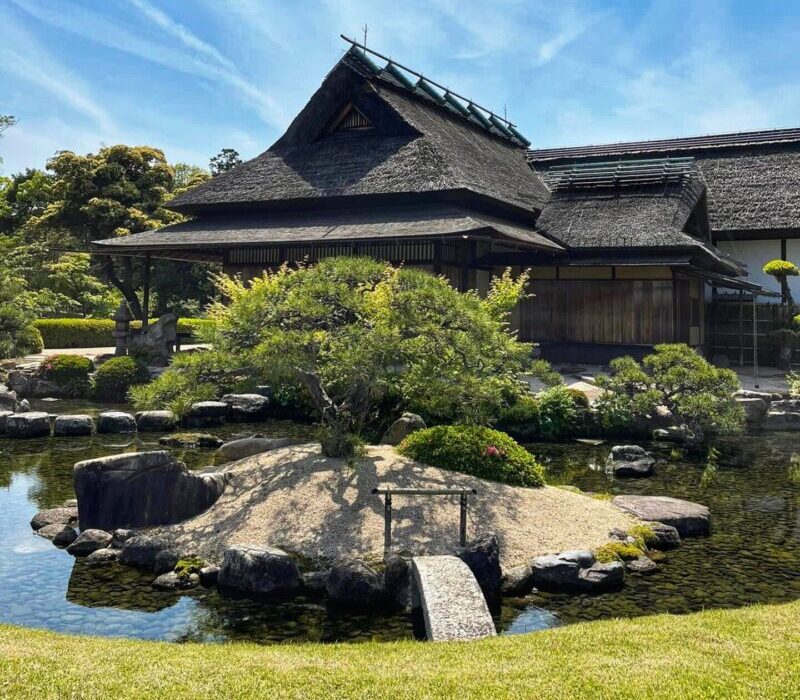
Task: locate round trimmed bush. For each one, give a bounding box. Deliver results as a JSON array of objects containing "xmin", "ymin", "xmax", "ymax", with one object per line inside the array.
[
  {"xmin": 762, "ymin": 259, "xmax": 799, "ymax": 277},
  {"xmin": 397, "ymin": 425, "xmax": 545, "ymax": 487},
  {"xmin": 39, "ymin": 354, "xmax": 94, "ymax": 397},
  {"xmin": 93, "ymin": 356, "xmax": 151, "ymax": 399}
]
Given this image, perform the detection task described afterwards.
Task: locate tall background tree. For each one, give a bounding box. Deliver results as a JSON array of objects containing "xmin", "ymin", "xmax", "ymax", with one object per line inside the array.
[{"xmin": 209, "ymin": 148, "xmax": 242, "ymax": 176}]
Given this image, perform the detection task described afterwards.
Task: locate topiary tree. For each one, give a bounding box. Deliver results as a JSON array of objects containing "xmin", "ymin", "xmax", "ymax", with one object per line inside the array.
[
  {"xmin": 763, "ymin": 259, "xmax": 799, "ymax": 306},
  {"xmin": 763, "ymin": 260, "xmax": 800, "ymax": 368},
  {"xmin": 207, "ymin": 257, "xmax": 533, "ymax": 457}
]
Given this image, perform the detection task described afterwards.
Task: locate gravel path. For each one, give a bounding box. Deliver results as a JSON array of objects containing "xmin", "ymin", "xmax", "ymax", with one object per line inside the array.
[{"xmin": 154, "ymin": 444, "xmax": 637, "ymax": 568}]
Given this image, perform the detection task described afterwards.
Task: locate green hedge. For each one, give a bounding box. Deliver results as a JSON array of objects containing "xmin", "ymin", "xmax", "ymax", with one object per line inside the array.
[
  {"xmin": 33, "ymin": 318, "xmax": 214, "ymax": 349},
  {"xmin": 398, "ymin": 425, "xmax": 546, "ymax": 487}
]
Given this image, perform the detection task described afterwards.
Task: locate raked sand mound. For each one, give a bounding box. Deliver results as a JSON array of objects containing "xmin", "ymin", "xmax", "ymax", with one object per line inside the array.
[{"xmin": 152, "ymin": 444, "xmax": 637, "ymax": 568}]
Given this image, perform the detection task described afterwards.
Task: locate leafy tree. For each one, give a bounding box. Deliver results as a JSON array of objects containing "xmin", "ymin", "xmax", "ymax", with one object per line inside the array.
[
  {"xmin": 209, "ymin": 148, "xmax": 242, "ymax": 176},
  {"xmin": 171, "ymin": 163, "xmax": 210, "ymax": 196},
  {"xmin": 595, "ymin": 344, "xmax": 743, "ymax": 448},
  {"xmin": 0, "ymin": 256, "xmax": 41, "ymax": 359},
  {"xmin": 763, "ymin": 259, "xmax": 799, "ymax": 306},
  {"xmin": 0, "ymin": 115, "xmax": 16, "ymax": 165},
  {"xmin": 762, "ymin": 260, "xmax": 800, "ymax": 368},
  {"xmin": 207, "ymin": 257, "xmax": 532, "ymax": 456},
  {"xmin": 29, "ymin": 145, "xmax": 181, "ymax": 319},
  {"xmin": 45, "ymin": 252, "xmax": 111, "ymax": 317}
]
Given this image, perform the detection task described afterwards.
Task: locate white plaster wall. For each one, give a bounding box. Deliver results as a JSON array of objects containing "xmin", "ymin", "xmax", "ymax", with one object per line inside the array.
[{"xmin": 715, "ymin": 239, "xmax": 782, "ymax": 302}]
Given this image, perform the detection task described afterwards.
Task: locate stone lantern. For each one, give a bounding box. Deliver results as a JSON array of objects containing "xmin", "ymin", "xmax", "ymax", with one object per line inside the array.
[{"xmin": 113, "ymin": 302, "xmax": 133, "ymax": 356}]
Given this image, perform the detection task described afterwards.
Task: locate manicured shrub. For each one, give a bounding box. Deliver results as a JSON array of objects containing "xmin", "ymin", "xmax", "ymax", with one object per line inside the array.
[
  {"xmin": 128, "ymin": 350, "xmax": 251, "ymax": 417},
  {"xmin": 39, "ymin": 354, "xmax": 94, "ymax": 397},
  {"xmin": 496, "ymin": 394, "xmax": 538, "ymax": 428},
  {"xmin": 33, "ymin": 318, "xmax": 212, "ymax": 349},
  {"xmin": 15, "ymin": 325, "xmax": 44, "ymax": 354},
  {"xmin": 93, "ymin": 356, "xmax": 151, "ymax": 399},
  {"xmin": 534, "ymin": 385, "xmax": 582, "ymax": 439},
  {"xmin": 595, "ymin": 344, "xmax": 743, "ymax": 446},
  {"xmin": 397, "ymin": 425, "xmax": 545, "ymax": 487}
]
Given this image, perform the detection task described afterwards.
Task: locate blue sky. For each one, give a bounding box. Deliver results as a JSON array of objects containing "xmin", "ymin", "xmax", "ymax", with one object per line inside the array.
[{"xmin": 2, "ymin": 0, "xmax": 800, "ymax": 174}]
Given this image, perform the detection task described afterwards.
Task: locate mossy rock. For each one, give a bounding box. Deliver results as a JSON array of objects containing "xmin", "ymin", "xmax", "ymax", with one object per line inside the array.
[{"xmin": 159, "ymin": 433, "xmax": 223, "ymax": 449}]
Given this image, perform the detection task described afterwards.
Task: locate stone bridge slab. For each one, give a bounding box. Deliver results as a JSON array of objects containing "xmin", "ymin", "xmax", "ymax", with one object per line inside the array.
[{"xmin": 412, "ymin": 555, "xmax": 496, "ymax": 642}]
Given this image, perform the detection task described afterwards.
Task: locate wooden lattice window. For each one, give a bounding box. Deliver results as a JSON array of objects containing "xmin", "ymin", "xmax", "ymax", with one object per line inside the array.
[{"xmin": 325, "ymin": 103, "xmax": 373, "ymax": 135}]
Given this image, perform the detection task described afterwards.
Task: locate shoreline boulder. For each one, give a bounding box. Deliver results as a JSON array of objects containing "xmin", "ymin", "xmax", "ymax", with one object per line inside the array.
[
  {"xmin": 74, "ymin": 450, "xmax": 227, "ymax": 530},
  {"xmin": 218, "ymin": 545, "xmax": 300, "ymax": 598},
  {"xmin": 220, "ymin": 394, "xmax": 271, "ymax": 422},
  {"xmin": 136, "ymin": 410, "xmax": 178, "ymax": 432},
  {"xmin": 67, "ymin": 529, "xmax": 112, "ymax": 556},
  {"xmin": 605, "ymin": 445, "xmax": 655, "ymax": 478},
  {"xmin": 215, "ymin": 436, "xmax": 302, "ymax": 462},
  {"xmin": 183, "ymin": 401, "xmax": 227, "ymax": 428},
  {"xmin": 381, "ymin": 413, "xmax": 426, "ymax": 445},
  {"xmin": 96, "ymin": 411, "xmax": 136, "ymax": 434},
  {"xmin": 326, "ymin": 560, "xmax": 386, "ymax": 608},
  {"xmin": 6, "ymin": 412, "xmax": 51, "ymax": 439},
  {"xmin": 613, "ymin": 495, "xmax": 710, "ymax": 537},
  {"xmin": 54, "ymin": 414, "xmax": 94, "ymax": 437},
  {"xmin": 30, "ymin": 506, "xmax": 78, "ymax": 531}
]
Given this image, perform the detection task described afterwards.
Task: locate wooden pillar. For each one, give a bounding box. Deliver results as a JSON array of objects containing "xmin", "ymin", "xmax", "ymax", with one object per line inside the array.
[
  {"xmin": 142, "ymin": 252, "xmax": 151, "ymax": 330},
  {"xmin": 738, "ymin": 289, "xmax": 744, "ymax": 366}
]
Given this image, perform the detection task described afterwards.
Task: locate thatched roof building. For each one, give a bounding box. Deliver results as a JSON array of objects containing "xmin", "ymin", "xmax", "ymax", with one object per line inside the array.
[{"xmin": 94, "ymin": 39, "xmax": 793, "ymax": 362}]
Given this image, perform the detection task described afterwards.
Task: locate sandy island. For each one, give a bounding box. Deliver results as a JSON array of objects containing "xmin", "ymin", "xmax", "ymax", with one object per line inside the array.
[{"xmin": 152, "ymin": 444, "xmax": 637, "ymax": 568}]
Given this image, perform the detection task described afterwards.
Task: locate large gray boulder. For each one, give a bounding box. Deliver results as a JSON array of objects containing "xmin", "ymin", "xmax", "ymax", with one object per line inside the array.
[
  {"xmin": 381, "ymin": 413, "xmax": 427, "ymax": 445},
  {"xmin": 216, "ymin": 436, "xmax": 301, "ymax": 462},
  {"xmin": 577, "ymin": 561, "xmax": 625, "ymax": 591},
  {"xmin": 613, "ymin": 495, "xmax": 710, "ymax": 537},
  {"xmin": 0, "ymin": 386, "xmax": 18, "ymax": 411},
  {"xmin": 384, "ymin": 554, "xmax": 413, "ymax": 611},
  {"xmin": 135, "ymin": 410, "xmax": 178, "ymax": 432},
  {"xmin": 500, "ymin": 564, "xmax": 535, "ymax": 597},
  {"xmin": 734, "ymin": 389, "xmax": 777, "ymax": 402},
  {"xmin": 458, "ymin": 533, "xmax": 502, "ymax": 602},
  {"xmin": 74, "ymin": 450, "xmax": 226, "ymax": 530},
  {"xmin": 605, "ymin": 445, "xmax": 655, "ymax": 478},
  {"xmin": 119, "ymin": 534, "xmax": 173, "ymax": 571},
  {"xmin": 30, "ymin": 506, "xmax": 78, "ymax": 531},
  {"xmin": 326, "ymin": 560, "xmax": 386, "ymax": 608},
  {"xmin": 54, "ymin": 414, "xmax": 94, "ymax": 437},
  {"xmin": 66, "ymin": 529, "xmax": 112, "ymax": 556},
  {"xmin": 183, "ymin": 401, "xmax": 228, "ymax": 428},
  {"xmin": 0, "ymin": 410, "xmax": 12, "ymax": 433},
  {"xmin": 96, "ymin": 411, "xmax": 137, "ymax": 434},
  {"xmin": 531, "ymin": 550, "xmax": 594, "ymax": 592},
  {"xmin": 217, "ymin": 545, "xmax": 300, "ymax": 597},
  {"xmin": 761, "ymin": 410, "xmax": 800, "ymax": 431},
  {"xmin": 771, "ymin": 399, "xmax": 800, "ymax": 411},
  {"xmin": 220, "ymin": 394, "xmax": 270, "ymax": 422},
  {"xmin": 5, "ymin": 412, "xmax": 51, "ymax": 439},
  {"xmin": 36, "ymin": 523, "xmax": 78, "ymax": 547},
  {"xmin": 85, "ymin": 548, "xmax": 119, "ymax": 567},
  {"xmin": 736, "ymin": 397, "xmax": 768, "ymax": 428},
  {"xmin": 648, "ymin": 522, "xmax": 682, "ymax": 549}
]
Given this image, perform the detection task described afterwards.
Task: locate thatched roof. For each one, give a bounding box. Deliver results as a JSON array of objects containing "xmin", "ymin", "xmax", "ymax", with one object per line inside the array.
[
  {"xmin": 92, "ymin": 205, "xmax": 563, "ymax": 260},
  {"xmin": 534, "ymin": 159, "xmax": 741, "ymax": 274},
  {"xmin": 170, "ymin": 48, "xmax": 548, "ymax": 217},
  {"xmin": 528, "ymin": 128, "xmax": 800, "ymax": 232}
]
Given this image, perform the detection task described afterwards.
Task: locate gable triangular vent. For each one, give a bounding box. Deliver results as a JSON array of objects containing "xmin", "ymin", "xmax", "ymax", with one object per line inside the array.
[{"xmin": 325, "ymin": 103, "xmax": 373, "ymax": 136}]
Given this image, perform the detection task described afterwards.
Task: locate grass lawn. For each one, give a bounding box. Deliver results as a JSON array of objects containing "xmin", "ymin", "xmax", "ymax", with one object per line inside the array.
[{"xmin": 1, "ymin": 602, "xmax": 799, "ymax": 699}]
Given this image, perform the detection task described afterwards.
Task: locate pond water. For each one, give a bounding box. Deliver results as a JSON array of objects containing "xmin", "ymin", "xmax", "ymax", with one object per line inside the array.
[{"xmin": 1, "ymin": 401, "xmax": 798, "ymax": 643}]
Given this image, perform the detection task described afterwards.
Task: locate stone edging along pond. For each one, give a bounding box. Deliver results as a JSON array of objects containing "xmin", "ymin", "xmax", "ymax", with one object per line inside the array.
[{"xmin": 26, "ymin": 440, "xmax": 712, "ymax": 617}]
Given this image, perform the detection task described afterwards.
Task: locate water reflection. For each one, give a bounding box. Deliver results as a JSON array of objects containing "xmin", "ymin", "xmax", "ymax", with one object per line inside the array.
[{"xmin": 0, "ymin": 401, "xmax": 798, "ymax": 642}]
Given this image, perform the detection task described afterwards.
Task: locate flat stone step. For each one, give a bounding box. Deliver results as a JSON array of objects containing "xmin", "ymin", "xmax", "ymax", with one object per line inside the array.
[{"xmin": 411, "ymin": 555, "xmax": 496, "ymax": 642}]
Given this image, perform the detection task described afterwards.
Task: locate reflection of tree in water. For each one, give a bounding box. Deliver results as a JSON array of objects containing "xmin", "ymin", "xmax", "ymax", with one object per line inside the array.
[{"xmin": 181, "ymin": 589, "xmax": 416, "ymax": 644}]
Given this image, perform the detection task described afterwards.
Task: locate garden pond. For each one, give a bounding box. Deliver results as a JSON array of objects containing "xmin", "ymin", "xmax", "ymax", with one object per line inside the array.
[{"xmin": 1, "ymin": 399, "xmax": 798, "ymax": 643}]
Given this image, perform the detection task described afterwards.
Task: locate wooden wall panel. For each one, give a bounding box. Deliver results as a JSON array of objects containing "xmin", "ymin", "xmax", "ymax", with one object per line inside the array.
[{"xmin": 519, "ymin": 280, "xmax": 674, "ymax": 345}]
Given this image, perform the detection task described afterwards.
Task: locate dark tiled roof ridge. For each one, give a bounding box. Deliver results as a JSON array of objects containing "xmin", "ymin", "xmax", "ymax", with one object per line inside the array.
[{"xmin": 527, "ymin": 126, "xmax": 800, "ymax": 161}]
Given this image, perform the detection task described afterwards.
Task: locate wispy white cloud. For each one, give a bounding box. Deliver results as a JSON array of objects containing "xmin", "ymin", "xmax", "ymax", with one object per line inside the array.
[
  {"xmin": 124, "ymin": 0, "xmax": 237, "ymax": 71},
  {"xmin": 0, "ymin": 6, "xmax": 116, "ymax": 135},
  {"xmin": 536, "ymin": 10, "xmax": 610, "ymax": 65},
  {"xmin": 9, "ymin": 0, "xmax": 286, "ymax": 127}
]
